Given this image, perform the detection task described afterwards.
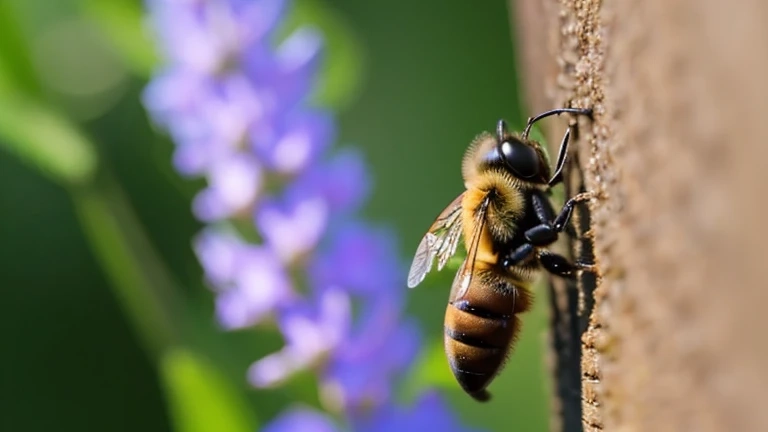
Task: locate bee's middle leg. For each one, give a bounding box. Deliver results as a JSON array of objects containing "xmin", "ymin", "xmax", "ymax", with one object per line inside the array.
[
  {"xmin": 525, "ymin": 190, "xmax": 595, "ymax": 246},
  {"xmin": 523, "ymin": 190, "xmax": 597, "ymax": 278},
  {"xmin": 502, "ymin": 243, "xmax": 535, "ymax": 268}
]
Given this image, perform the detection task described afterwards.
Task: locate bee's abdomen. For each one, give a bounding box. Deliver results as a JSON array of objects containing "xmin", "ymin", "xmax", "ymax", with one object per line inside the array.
[{"xmin": 444, "ymin": 281, "xmax": 531, "ymax": 401}]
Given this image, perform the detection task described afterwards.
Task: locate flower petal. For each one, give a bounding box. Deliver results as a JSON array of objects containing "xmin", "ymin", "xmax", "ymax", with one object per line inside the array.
[
  {"xmin": 192, "ymin": 153, "xmax": 262, "ymax": 221},
  {"xmin": 215, "ymin": 245, "xmax": 293, "ymax": 329},
  {"xmin": 193, "ymin": 228, "xmax": 242, "ymax": 288},
  {"xmin": 287, "ymin": 148, "xmax": 370, "ymax": 214},
  {"xmin": 309, "ymin": 223, "xmax": 402, "ymax": 296},
  {"xmin": 262, "ymin": 408, "xmax": 338, "ymax": 432},
  {"xmin": 359, "ymin": 391, "xmax": 485, "ymax": 432},
  {"xmin": 323, "ymin": 317, "xmax": 420, "ymax": 411},
  {"xmin": 249, "ymin": 289, "xmax": 351, "ymax": 387},
  {"xmin": 256, "ymin": 193, "xmax": 329, "ymax": 263},
  {"xmin": 252, "ymin": 109, "xmax": 335, "ymax": 175}
]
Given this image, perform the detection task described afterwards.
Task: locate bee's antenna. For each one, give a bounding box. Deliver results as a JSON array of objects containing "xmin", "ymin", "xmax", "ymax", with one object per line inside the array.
[
  {"xmin": 496, "ymin": 119, "xmax": 508, "ymax": 142},
  {"xmin": 521, "ymin": 107, "xmax": 593, "ymax": 140}
]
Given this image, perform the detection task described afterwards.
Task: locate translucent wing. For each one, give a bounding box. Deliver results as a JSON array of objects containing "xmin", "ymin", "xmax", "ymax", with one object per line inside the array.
[
  {"xmin": 451, "ymin": 193, "xmax": 491, "ymax": 301},
  {"xmin": 407, "ymin": 192, "xmax": 466, "ymax": 288}
]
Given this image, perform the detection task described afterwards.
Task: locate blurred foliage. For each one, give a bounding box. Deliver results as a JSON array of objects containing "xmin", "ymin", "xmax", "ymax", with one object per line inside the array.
[
  {"xmin": 282, "ymin": 0, "xmax": 366, "ymax": 110},
  {"xmin": 0, "ymin": 94, "xmax": 96, "ymax": 185},
  {"xmin": 160, "ymin": 348, "xmax": 257, "ymax": 432},
  {"xmin": 0, "ymin": 2, "xmax": 96, "ymax": 185},
  {"xmin": 0, "ymin": 1, "xmax": 43, "ymax": 98},
  {"xmin": 79, "ymin": 0, "xmax": 159, "ymax": 76},
  {"xmin": 0, "ymin": 0, "xmax": 550, "ymax": 431}
]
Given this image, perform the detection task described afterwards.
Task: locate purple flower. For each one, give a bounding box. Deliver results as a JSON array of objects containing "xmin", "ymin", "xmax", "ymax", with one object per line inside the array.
[
  {"xmin": 309, "ymin": 223, "xmax": 402, "ymax": 297},
  {"xmin": 194, "ymin": 229, "xmax": 295, "ymax": 329},
  {"xmin": 251, "ymin": 108, "xmax": 334, "ymax": 175},
  {"xmin": 324, "ymin": 317, "xmax": 420, "ymax": 413},
  {"xmin": 359, "ymin": 391, "xmax": 486, "ymax": 432},
  {"xmin": 262, "ymin": 408, "xmax": 338, "ymax": 432},
  {"xmin": 248, "ymin": 288, "xmax": 351, "ymax": 387},
  {"xmin": 192, "ymin": 153, "xmax": 262, "ymax": 221},
  {"xmin": 144, "ymin": 0, "xmax": 482, "ymax": 431},
  {"xmin": 256, "ymin": 193, "xmax": 329, "ymax": 265},
  {"xmin": 264, "ymin": 392, "xmax": 482, "ymax": 432}
]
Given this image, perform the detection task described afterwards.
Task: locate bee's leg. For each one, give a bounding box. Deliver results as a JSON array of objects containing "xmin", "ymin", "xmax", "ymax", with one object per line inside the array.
[
  {"xmin": 538, "ymin": 250, "xmax": 595, "ymax": 279},
  {"xmin": 526, "ymin": 190, "xmax": 595, "ymax": 246},
  {"xmin": 552, "ymin": 191, "xmax": 595, "ymax": 232},
  {"xmin": 547, "ymin": 127, "xmax": 571, "ymax": 187},
  {"xmin": 524, "ymin": 191, "xmax": 560, "ymax": 246},
  {"xmin": 501, "ymin": 243, "xmax": 535, "ymax": 267}
]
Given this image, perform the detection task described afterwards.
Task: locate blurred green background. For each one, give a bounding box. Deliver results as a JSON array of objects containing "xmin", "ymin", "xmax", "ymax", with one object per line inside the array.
[{"xmin": 0, "ymin": 0, "xmax": 551, "ymax": 431}]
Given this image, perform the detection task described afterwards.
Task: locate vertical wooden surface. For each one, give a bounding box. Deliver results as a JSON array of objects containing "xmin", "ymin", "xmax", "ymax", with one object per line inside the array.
[{"xmin": 510, "ymin": 0, "xmax": 768, "ymax": 430}]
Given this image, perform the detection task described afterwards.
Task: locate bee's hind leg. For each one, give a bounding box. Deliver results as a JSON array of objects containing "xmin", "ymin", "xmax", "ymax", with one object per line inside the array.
[
  {"xmin": 537, "ymin": 250, "xmax": 596, "ymax": 279},
  {"xmin": 502, "ymin": 242, "xmax": 597, "ymax": 278}
]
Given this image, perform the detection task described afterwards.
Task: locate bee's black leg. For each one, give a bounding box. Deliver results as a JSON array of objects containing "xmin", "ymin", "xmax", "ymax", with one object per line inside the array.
[
  {"xmin": 547, "ymin": 127, "xmax": 571, "ymax": 187},
  {"xmin": 531, "ymin": 189, "xmax": 556, "ymax": 223},
  {"xmin": 502, "ymin": 243, "xmax": 535, "ymax": 267},
  {"xmin": 552, "ymin": 192, "xmax": 595, "ymax": 232},
  {"xmin": 525, "ymin": 224, "xmax": 558, "ymax": 246},
  {"xmin": 525, "ymin": 190, "xmax": 595, "ymax": 246},
  {"xmin": 524, "ymin": 191, "xmax": 559, "ymax": 246},
  {"xmin": 538, "ymin": 251, "xmax": 595, "ymax": 279}
]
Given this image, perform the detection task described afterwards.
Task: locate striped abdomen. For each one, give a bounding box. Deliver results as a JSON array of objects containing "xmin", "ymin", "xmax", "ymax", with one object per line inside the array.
[{"xmin": 444, "ymin": 272, "xmax": 533, "ymax": 401}]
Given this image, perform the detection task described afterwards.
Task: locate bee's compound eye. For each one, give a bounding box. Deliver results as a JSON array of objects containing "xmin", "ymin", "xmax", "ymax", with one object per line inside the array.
[{"xmin": 499, "ymin": 140, "xmax": 540, "ymax": 179}]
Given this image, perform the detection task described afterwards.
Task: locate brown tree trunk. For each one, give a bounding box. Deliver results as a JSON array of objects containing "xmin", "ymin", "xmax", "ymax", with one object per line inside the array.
[{"xmin": 510, "ymin": 1, "xmax": 768, "ymax": 431}]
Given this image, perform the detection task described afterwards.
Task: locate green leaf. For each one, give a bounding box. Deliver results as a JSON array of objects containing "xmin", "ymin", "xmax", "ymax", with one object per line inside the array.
[
  {"xmin": 0, "ymin": 93, "xmax": 97, "ymax": 185},
  {"xmin": 0, "ymin": 3, "xmax": 98, "ymax": 186},
  {"xmin": 79, "ymin": 0, "xmax": 159, "ymax": 76},
  {"xmin": 0, "ymin": 1, "xmax": 44, "ymax": 99},
  {"xmin": 399, "ymin": 338, "xmax": 457, "ymax": 402},
  {"xmin": 161, "ymin": 348, "xmax": 258, "ymax": 432},
  {"xmin": 282, "ymin": 0, "xmax": 366, "ymax": 110}
]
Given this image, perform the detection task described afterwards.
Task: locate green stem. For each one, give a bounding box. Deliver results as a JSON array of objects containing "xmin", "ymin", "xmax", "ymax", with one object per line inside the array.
[{"xmin": 71, "ymin": 173, "xmax": 184, "ymax": 358}]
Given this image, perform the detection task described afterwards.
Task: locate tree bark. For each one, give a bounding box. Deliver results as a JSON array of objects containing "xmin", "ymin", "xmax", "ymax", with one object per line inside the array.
[{"xmin": 510, "ymin": 0, "xmax": 768, "ymax": 431}]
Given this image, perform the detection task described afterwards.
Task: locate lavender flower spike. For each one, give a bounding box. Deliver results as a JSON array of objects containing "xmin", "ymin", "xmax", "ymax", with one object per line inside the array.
[
  {"xmin": 144, "ymin": 0, "xmax": 483, "ymax": 430},
  {"xmin": 265, "ymin": 392, "xmax": 484, "ymax": 432}
]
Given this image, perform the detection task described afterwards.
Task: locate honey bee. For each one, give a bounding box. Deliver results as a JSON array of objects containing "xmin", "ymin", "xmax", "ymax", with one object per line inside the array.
[{"xmin": 407, "ymin": 108, "xmax": 595, "ymax": 402}]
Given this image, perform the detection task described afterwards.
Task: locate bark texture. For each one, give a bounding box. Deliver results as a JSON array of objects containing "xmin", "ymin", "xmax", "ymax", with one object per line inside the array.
[{"xmin": 510, "ymin": 0, "xmax": 768, "ymax": 431}]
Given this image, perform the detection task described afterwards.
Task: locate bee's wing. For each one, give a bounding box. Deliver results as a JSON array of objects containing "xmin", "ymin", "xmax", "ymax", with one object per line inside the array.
[
  {"xmin": 407, "ymin": 192, "xmax": 466, "ymax": 288},
  {"xmin": 451, "ymin": 193, "xmax": 491, "ymax": 301}
]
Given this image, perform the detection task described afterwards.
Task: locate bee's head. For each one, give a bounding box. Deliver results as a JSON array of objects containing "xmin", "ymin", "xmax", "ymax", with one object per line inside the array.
[
  {"xmin": 485, "ymin": 119, "xmax": 550, "ymax": 183},
  {"xmin": 462, "ymin": 119, "xmax": 551, "ymax": 186}
]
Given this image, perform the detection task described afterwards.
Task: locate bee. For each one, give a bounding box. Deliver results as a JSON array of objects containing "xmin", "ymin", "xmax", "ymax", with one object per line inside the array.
[{"xmin": 407, "ymin": 108, "xmax": 595, "ymax": 402}]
